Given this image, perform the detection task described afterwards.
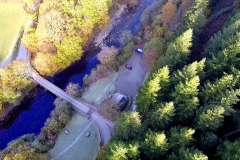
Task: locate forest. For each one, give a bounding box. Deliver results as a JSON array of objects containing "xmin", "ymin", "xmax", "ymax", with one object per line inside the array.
[{"xmin": 98, "ymin": 0, "xmax": 240, "ymax": 159}]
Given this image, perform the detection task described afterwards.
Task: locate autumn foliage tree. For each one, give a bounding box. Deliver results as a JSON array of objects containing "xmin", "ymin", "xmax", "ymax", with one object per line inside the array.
[
  {"xmin": 160, "ymin": 2, "xmax": 177, "ymax": 25},
  {"xmin": 0, "ymin": 61, "xmax": 34, "ymax": 107}
]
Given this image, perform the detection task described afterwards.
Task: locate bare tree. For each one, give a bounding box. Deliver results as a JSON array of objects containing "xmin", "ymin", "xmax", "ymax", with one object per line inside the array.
[
  {"xmin": 97, "ymin": 46, "xmax": 118, "ymax": 66},
  {"xmin": 65, "ymin": 82, "xmax": 83, "ymax": 98}
]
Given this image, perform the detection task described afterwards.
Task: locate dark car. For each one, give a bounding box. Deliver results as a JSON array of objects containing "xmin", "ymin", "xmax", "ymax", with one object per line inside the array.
[
  {"xmin": 125, "ymin": 64, "xmax": 132, "ymax": 70},
  {"xmin": 135, "ymin": 48, "xmax": 143, "ymax": 54}
]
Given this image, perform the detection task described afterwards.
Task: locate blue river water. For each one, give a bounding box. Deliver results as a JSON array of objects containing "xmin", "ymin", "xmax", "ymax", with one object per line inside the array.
[{"xmin": 0, "ymin": 0, "xmax": 157, "ymax": 150}]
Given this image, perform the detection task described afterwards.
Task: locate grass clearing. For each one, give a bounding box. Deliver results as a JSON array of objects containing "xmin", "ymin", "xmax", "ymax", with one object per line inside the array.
[
  {"xmin": 0, "ymin": 3, "xmax": 25, "ymax": 62},
  {"xmin": 82, "ymin": 72, "xmax": 119, "ymax": 105},
  {"xmin": 48, "ymin": 113, "xmax": 100, "ymax": 160}
]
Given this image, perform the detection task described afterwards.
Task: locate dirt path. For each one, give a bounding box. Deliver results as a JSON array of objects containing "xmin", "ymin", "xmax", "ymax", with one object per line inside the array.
[
  {"xmin": 117, "ymin": 46, "xmax": 148, "ymax": 97},
  {"xmin": 190, "ymin": 1, "xmax": 235, "ymax": 61},
  {"xmin": 170, "ymin": 5, "xmax": 183, "ymax": 32}
]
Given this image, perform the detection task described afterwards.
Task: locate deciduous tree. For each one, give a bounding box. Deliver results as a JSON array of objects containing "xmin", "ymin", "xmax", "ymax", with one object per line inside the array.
[{"xmin": 161, "ymin": 2, "xmax": 177, "ymax": 25}]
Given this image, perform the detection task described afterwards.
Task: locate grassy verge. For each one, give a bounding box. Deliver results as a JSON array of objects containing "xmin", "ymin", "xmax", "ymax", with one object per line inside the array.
[
  {"xmin": 48, "ymin": 113, "xmax": 100, "ymax": 160},
  {"xmin": 0, "ymin": 3, "xmax": 25, "ymax": 62},
  {"xmin": 82, "ymin": 72, "xmax": 119, "ymax": 105}
]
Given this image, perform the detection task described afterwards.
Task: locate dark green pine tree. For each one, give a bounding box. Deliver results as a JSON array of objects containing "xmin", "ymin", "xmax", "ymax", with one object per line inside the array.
[
  {"xmin": 156, "ymin": 29, "xmax": 193, "ymax": 72},
  {"xmin": 170, "ymin": 76, "xmax": 200, "ymax": 123},
  {"xmin": 223, "ymin": 5, "xmax": 240, "ymax": 28},
  {"xmin": 142, "ymin": 130, "xmax": 169, "ymax": 159},
  {"xmin": 176, "ymin": 0, "xmax": 209, "ymax": 38},
  {"xmin": 196, "ymin": 88, "xmax": 240, "ymax": 131},
  {"xmin": 219, "ymin": 89, "xmax": 240, "ymax": 115},
  {"xmin": 205, "ymin": 40, "xmax": 240, "ymax": 79},
  {"xmin": 199, "ymin": 74, "xmax": 235, "ymax": 104},
  {"xmin": 216, "ymin": 139, "xmax": 240, "ymax": 160},
  {"xmin": 105, "ymin": 141, "xmax": 128, "ymax": 160},
  {"xmin": 113, "ymin": 112, "xmax": 141, "ymax": 141},
  {"xmin": 171, "ymin": 58, "xmax": 206, "ymax": 86},
  {"xmin": 200, "ymin": 132, "xmax": 218, "ymax": 149},
  {"xmin": 202, "ymin": 19, "xmax": 240, "ymax": 58},
  {"xmin": 136, "ymin": 66, "xmax": 170, "ymax": 114},
  {"xmin": 145, "ymin": 102, "xmax": 175, "ymax": 131},
  {"xmin": 196, "ymin": 104, "xmax": 225, "ymax": 131},
  {"xmin": 167, "ymin": 126, "xmax": 195, "ymax": 153},
  {"xmin": 234, "ymin": 109, "xmax": 240, "ymax": 128},
  {"xmin": 168, "ymin": 148, "xmax": 208, "ymax": 160}
]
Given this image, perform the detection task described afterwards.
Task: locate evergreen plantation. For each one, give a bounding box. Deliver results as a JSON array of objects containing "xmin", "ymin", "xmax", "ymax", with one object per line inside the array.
[{"xmin": 100, "ymin": 0, "xmax": 240, "ymax": 159}]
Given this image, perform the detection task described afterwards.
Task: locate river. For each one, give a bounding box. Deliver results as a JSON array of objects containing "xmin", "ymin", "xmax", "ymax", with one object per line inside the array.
[{"xmin": 0, "ymin": 0, "xmax": 157, "ymax": 150}]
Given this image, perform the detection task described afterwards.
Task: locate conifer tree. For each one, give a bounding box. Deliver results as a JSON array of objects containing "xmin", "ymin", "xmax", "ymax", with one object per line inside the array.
[
  {"xmin": 168, "ymin": 126, "xmax": 195, "ymax": 153},
  {"xmin": 223, "ymin": 6, "xmax": 240, "ymax": 28},
  {"xmin": 176, "ymin": 0, "xmax": 209, "ymax": 38},
  {"xmin": 202, "ymin": 19, "xmax": 240, "ymax": 57},
  {"xmin": 136, "ymin": 66, "xmax": 170, "ymax": 114},
  {"xmin": 105, "ymin": 141, "xmax": 140, "ymax": 160},
  {"xmin": 170, "ymin": 76, "xmax": 200, "ymax": 122},
  {"xmin": 145, "ymin": 102, "xmax": 175, "ymax": 130},
  {"xmin": 216, "ymin": 139, "xmax": 240, "ymax": 160},
  {"xmin": 142, "ymin": 130, "xmax": 169, "ymax": 159},
  {"xmin": 219, "ymin": 89, "xmax": 240, "ymax": 115},
  {"xmin": 171, "ymin": 59, "xmax": 206, "ymax": 85},
  {"xmin": 156, "ymin": 29, "xmax": 193, "ymax": 71},
  {"xmin": 234, "ymin": 110, "xmax": 240, "ymax": 128},
  {"xmin": 114, "ymin": 112, "xmax": 141, "ymax": 141},
  {"xmin": 196, "ymin": 104, "xmax": 225, "ymax": 131},
  {"xmin": 105, "ymin": 141, "xmax": 128, "ymax": 160},
  {"xmin": 199, "ymin": 74, "xmax": 235, "ymax": 104},
  {"xmin": 205, "ymin": 39, "xmax": 240, "ymax": 80},
  {"xmin": 168, "ymin": 148, "xmax": 208, "ymax": 160},
  {"xmin": 200, "ymin": 132, "xmax": 218, "ymax": 149}
]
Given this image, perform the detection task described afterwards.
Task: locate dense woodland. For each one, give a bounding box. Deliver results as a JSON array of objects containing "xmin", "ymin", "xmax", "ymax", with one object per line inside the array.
[
  {"xmin": 22, "ymin": 0, "xmax": 113, "ymax": 77},
  {"xmin": 98, "ymin": 0, "xmax": 240, "ymax": 159}
]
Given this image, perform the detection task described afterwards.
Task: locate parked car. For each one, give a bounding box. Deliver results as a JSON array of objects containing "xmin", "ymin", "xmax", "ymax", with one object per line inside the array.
[
  {"xmin": 64, "ymin": 130, "xmax": 69, "ymax": 135},
  {"xmin": 135, "ymin": 48, "xmax": 143, "ymax": 54},
  {"xmin": 125, "ymin": 64, "xmax": 132, "ymax": 70},
  {"xmin": 86, "ymin": 132, "xmax": 90, "ymax": 137}
]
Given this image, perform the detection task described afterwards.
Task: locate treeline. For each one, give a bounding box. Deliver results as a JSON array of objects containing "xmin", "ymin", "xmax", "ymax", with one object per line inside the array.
[
  {"xmin": 22, "ymin": 0, "xmax": 113, "ymax": 77},
  {"xmin": 98, "ymin": 0, "xmax": 240, "ymax": 159},
  {"xmin": 0, "ymin": 83, "xmax": 82, "ymax": 159},
  {"xmin": 0, "ymin": 61, "xmax": 34, "ymax": 117}
]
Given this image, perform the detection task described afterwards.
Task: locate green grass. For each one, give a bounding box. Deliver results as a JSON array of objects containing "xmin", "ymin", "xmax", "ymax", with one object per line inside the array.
[
  {"xmin": 82, "ymin": 72, "xmax": 119, "ymax": 105},
  {"xmin": 0, "ymin": 3, "xmax": 25, "ymax": 61},
  {"xmin": 47, "ymin": 113, "xmax": 101, "ymax": 160}
]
